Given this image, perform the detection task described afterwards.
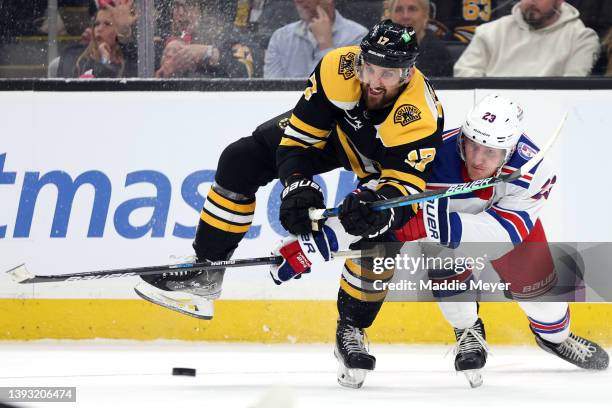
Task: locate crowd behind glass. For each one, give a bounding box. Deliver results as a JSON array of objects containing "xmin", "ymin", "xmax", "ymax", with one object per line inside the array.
[{"xmin": 0, "ymin": 0, "xmax": 609, "ymax": 79}]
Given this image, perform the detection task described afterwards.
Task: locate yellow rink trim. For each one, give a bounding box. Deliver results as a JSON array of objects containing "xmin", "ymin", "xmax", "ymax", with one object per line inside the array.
[{"xmin": 1, "ymin": 299, "xmax": 611, "ymax": 345}]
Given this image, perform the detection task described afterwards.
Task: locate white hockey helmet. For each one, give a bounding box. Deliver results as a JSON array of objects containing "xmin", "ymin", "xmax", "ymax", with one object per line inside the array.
[{"xmin": 458, "ymin": 94, "xmax": 524, "ymax": 165}]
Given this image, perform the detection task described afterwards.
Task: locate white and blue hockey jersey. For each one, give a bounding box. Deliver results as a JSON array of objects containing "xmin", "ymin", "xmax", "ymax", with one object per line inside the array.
[{"xmin": 426, "ymin": 128, "xmax": 557, "ymax": 246}]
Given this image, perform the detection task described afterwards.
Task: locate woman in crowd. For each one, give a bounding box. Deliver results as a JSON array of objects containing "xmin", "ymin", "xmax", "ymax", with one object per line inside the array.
[{"xmin": 57, "ymin": 0, "xmax": 137, "ymax": 78}]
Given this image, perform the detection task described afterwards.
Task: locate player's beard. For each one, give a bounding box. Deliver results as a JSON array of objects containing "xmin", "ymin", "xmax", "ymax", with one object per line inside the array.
[
  {"xmin": 361, "ymin": 83, "xmax": 401, "ymax": 110},
  {"xmin": 521, "ymin": 5, "xmax": 559, "ymax": 29}
]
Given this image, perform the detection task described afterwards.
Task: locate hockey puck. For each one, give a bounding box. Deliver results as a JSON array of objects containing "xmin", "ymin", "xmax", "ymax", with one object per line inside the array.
[{"xmin": 172, "ymin": 367, "xmax": 196, "ymax": 376}]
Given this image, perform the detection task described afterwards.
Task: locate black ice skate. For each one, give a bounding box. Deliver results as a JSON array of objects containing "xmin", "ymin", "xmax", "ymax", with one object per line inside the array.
[
  {"xmin": 134, "ymin": 255, "xmax": 229, "ymax": 319},
  {"xmin": 452, "ymin": 318, "xmax": 488, "ymax": 388},
  {"xmin": 334, "ymin": 321, "xmax": 376, "ymax": 389},
  {"xmin": 533, "ymin": 330, "xmax": 609, "ymax": 370}
]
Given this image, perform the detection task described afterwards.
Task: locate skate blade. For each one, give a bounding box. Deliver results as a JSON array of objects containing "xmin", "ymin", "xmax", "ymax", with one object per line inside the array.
[
  {"xmin": 334, "ymin": 349, "xmax": 368, "ymax": 389},
  {"xmin": 134, "ymin": 283, "xmax": 214, "ymax": 320},
  {"xmin": 462, "ymin": 369, "xmax": 483, "ymax": 388},
  {"xmin": 337, "ymin": 365, "xmax": 367, "ymax": 389}
]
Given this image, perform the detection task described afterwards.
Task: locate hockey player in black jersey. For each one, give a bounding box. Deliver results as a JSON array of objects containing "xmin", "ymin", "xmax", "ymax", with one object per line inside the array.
[
  {"xmin": 270, "ymin": 20, "xmax": 445, "ymax": 388},
  {"xmin": 134, "ymin": 20, "xmax": 444, "ymax": 388}
]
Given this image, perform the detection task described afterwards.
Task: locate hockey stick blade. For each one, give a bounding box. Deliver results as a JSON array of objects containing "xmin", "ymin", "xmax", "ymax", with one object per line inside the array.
[
  {"xmin": 518, "ymin": 111, "xmax": 567, "ymax": 177},
  {"xmin": 6, "ymin": 249, "xmax": 369, "ymax": 284},
  {"xmin": 6, "ymin": 264, "xmax": 35, "ymax": 284},
  {"xmin": 311, "ymin": 112, "xmax": 567, "ymax": 219}
]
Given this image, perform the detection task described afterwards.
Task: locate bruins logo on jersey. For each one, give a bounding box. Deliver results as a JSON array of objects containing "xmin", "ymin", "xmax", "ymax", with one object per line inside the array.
[
  {"xmin": 394, "ymin": 104, "xmax": 422, "ymax": 126},
  {"xmin": 278, "ymin": 117, "xmax": 290, "ymax": 130},
  {"xmin": 338, "ymin": 52, "xmax": 356, "ymax": 80}
]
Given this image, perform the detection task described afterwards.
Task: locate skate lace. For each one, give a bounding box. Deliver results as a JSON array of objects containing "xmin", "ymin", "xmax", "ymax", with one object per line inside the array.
[
  {"xmin": 558, "ymin": 334, "xmax": 596, "ymax": 362},
  {"xmin": 164, "ymin": 255, "xmax": 199, "ymax": 278},
  {"xmin": 163, "ymin": 270, "xmax": 194, "ymax": 278},
  {"xmin": 451, "ymin": 326, "xmax": 489, "ymax": 357},
  {"xmin": 341, "ymin": 325, "xmax": 369, "ymax": 355}
]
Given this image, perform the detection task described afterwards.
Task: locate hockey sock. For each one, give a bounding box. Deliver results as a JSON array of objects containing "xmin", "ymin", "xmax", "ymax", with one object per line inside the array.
[
  {"xmin": 193, "ymin": 185, "xmax": 255, "ymax": 261},
  {"xmin": 520, "ymin": 302, "xmax": 570, "ymax": 344},
  {"xmin": 337, "ymin": 257, "xmax": 392, "ymax": 328}
]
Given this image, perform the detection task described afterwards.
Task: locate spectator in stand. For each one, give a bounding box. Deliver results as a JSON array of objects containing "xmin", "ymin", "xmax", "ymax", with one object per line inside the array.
[
  {"xmin": 155, "ymin": 0, "xmax": 253, "ymax": 78},
  {"xmin": 427, "ymin": 0, "xmax": 513, "ymax": 43},
  {"xmin": 57, "ymin": 0, "xmax": 138, "ymax": 78},
  {"xmin": 454, "ymin": 0, "xmax": 600, "ymax": 77},
  {"xmin": 263, "ymin": 0, "xmax": 367, "ymax": 78},
  {"xmin": 604, "ymin": 28, "xmax": 612, "ymax": 76},
  {"xmin": 386, "ymin": 0, "xmax": 452, "ymax": 77},
  {"xmin": 592, "ymin": 27, "xmax": 611, "ymax": 76}
]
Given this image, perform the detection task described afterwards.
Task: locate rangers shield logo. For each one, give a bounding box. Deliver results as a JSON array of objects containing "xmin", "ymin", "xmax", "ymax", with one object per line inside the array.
[{"xmin": 517, "ymin": 142, "xmax": 537, "ymax": 160}]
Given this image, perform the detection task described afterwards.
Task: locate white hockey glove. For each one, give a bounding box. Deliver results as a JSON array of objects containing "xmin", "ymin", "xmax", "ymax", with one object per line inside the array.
[{"xmin": 270, "ymin": 218, "xmax": 360, "ymax": 284}]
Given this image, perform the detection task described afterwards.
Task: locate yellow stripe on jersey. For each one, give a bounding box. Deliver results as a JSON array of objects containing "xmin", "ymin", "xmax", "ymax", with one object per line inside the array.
[
  {"xmin": 289, "ymin": 114, "xmax": 330, "ymax": 138},
  {"xmin": 377, "ymin": 181, "xmax": 408, "ymax": 196},
  {"xmin": 377, "ymin": 69, "xmax": 441, "ymax": 147},
  {"xmin": 279, "ymin": 136, "xmax": 309, "ymax": 148},
  {"xmin": 376, "ymin": 182, "xmax": 419, "ymax": 214},
  {"xmin": 380, "ymin": 169, "xmax": 426, "ymax": 191},
  {"xmin": 208, "ymin": 189, "xmax": 256, "ymax": 214},
  {"xmin": 345, "ymin": 259, "xmax": 394, "ymax": 281},
  {"xmin": 279, "ymin": 136, "xmax": 326, "ymax": 150},
  {"xmin": 319, "ymin": 46, "xmax": 361, "ymax": 110},
  {"xmin": 340, "ymin": 278, "xmax": 388, "ymax": 302},
  {"xmin": 200, "ymin": 210, "xmax": 251, "ymax": 234},
  {"xmin": 336, "ymin": 126, "xmax": 371, "ymax": 179}
]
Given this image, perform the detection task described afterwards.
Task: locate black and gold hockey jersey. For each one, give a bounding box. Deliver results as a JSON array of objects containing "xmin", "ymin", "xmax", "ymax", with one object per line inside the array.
[
  {"xmin": 432, "ymin": 0, "xmax": 512, "ymax": 42},
  {"xmin": 276, "ymin": 46, "xmax": 444, "ymax": 226}
]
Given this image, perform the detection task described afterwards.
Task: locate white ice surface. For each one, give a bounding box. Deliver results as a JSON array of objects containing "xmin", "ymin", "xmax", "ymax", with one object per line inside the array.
[{"xmin": 0, "ymin": 341, "xmax": 610, "ymax": 408}]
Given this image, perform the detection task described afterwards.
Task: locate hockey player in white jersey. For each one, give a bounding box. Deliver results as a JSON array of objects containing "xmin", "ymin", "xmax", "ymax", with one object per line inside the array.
[
  {"xmin": 393, "ymin": 94, "xmax": 609, "ymax": 386},
  {"xmin": 272, "ymin": 94, "xmax": 608, "ymax": 389}
]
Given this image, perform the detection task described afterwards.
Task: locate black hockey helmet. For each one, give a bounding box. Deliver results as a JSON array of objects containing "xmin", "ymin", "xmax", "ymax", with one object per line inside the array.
[{"xmin": 359, "ymin": 19, "xmax": 419, "ymax": 69}]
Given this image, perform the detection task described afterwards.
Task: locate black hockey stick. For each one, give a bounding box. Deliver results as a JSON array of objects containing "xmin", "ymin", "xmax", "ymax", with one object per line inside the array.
[
  {"xmin": 310, "ymin": 112, "xmax": 567, "ymax": 220},
  {"xmin": 5, "ymin": 249, "xmax": 367, "ymax": 284}
]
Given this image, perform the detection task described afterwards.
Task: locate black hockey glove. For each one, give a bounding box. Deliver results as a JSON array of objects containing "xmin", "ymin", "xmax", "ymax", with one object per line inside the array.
[
  {"xmin": 339, "ymin": 189, "xmax": 393, "ymax": 238},
  {"xmin": 279, "ymin": 175, "xmax": 325, "ymax": 235}
]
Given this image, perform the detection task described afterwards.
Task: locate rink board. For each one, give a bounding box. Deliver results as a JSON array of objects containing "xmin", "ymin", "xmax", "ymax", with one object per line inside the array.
[
  {"xmin": 1, "ymin": 89, "xmax": 611, "ymax": 342},
  {"xmin": 1, "ymin": 300, "xmax": 611, "ymax": 345}
]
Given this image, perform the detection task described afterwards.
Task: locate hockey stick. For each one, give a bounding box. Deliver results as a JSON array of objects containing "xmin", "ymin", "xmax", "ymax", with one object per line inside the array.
[
  {"xmin": 7, "ymin": 114, "xmax": 566, "ymax": 285},
  {"xmin": 6, "ymin": 249, "xmax": 369, "ymax": 284},
  {"xmin": 310, "ymin": 112, "xmax": 567, "ymax": 220}
]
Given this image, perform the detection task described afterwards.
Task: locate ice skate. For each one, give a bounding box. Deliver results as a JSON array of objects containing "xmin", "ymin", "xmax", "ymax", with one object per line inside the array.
[
  {"xmin": 533, "ymin": 330, "xmax": 609, "ymax": 370},
  {"xmin": 452, "ymin": 318, "xmax": 488, "ymax": 388},
  {"xmin": 134, "ymin": 255, "xmax": 228, "ymax": 319},
  {"xmin": 334, "ymin": 321, "xmax": 376, "ymax": 389},
  {"xmin": 134, "ymin": 281, "xmax": 214, "ymax": 319}
]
